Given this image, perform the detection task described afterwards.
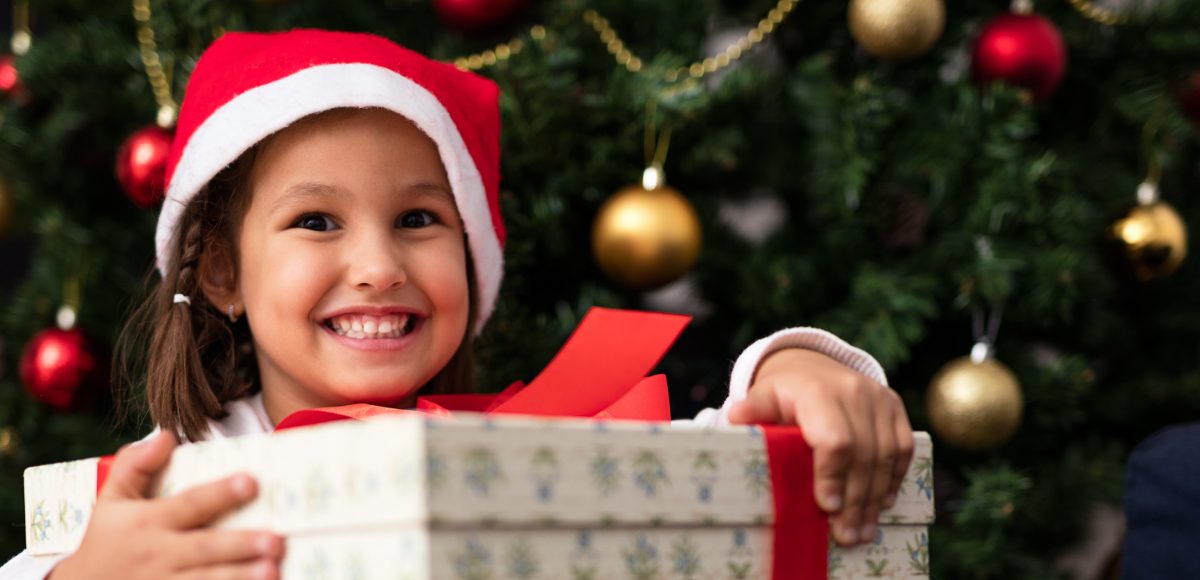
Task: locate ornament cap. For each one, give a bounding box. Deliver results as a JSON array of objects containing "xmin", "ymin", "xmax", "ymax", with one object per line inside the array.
[
  {"xmin": 56, "ymin": 305, "xmax": 77, "ymax": 331},
  {"xmin": 642, "ymin": 164, "xmax": 664, "ymax": 191},
  {"xmin": 1137, "ymin": 180, "xmax": 1159, "ymax": 205},
  {"xmin": 1011, "ymin": 0, "xmax": 1033, "ymax": 15},
  {"xmin": 970, "ymin": 341, "xmax": 993, "ymax": 363},
  {"xmin": 11, "ymin": 30, "xmax": 31, "ymax": 56},
  {"xmin": 157, "ymin": 105, "xmax": 178, "ymax": 130}
]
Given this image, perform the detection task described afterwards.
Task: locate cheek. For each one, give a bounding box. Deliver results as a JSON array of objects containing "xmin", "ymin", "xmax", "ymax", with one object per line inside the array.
[
  {"xmin": 241, "ymin": 238, "xmax": 331, "ymax": 320},
  {"xmin": 418, "ymin": 241, "xmax": 471, "ymax": 323}
]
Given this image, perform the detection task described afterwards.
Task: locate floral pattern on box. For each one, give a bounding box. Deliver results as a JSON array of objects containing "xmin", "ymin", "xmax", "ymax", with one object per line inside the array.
[
  {"xmin": 880, "ymin": 434, "xmax": 934, "ymax": 525},
  {"xmin": 23, "ymin": 457, "xmax": 97, "ymax": 553},
  {"xmin": 590, "ymin": 447, "xmax": 621, "ymax": 496},
  {"xmin": 431, "ymin": 526, "xmax": 771, "ymax": 580},
  {"xmin": 425, "ymin": 417, "xmax": 782, "ymax": 527},
  {"xmin": 829, "ymin": 525, "xmax": 931, "ymax": 579},
  {"xmin": 690, "ymin": 450, "xmax": 718, "ymax": 503},
  {"xmin": 529, "ymin": 447, "xmax": 559, "ymax": 503}
]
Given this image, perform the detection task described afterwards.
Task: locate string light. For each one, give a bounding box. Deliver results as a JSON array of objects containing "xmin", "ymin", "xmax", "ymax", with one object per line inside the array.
[
  {"xmin": 132, "ymin": 2, "xmax": 800, "ymax": 113},
  {"xmin": 1065, "ymin": 0, "xmax": 1128, "ymax": 26},
  {"xmin": 131, "ymin": 0, "xmax": 178, "ymax": 128},
  {"xmin": 583, "ymin": 0, "xmax": 798, "ymax": 84}
]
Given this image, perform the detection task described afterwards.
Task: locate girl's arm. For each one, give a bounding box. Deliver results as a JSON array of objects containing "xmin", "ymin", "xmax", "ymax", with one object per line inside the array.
[
  {"xmin": 681, "ymin": 327, "xmax": 887, "ymax": 426},
  {"xmin": 676, "ymin": 327, "xmax": 911, "ymax": 550}
]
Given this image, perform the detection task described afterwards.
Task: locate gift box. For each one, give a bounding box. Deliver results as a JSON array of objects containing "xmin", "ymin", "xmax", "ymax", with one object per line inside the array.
[{"xmin": 25, "ymin": 414, "xmax": 933, "ymax": 578}]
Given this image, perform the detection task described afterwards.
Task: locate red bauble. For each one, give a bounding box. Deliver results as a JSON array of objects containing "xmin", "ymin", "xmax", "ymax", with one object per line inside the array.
[
  {"xmin": 971, "ymin": 13, "xmax": 1067, "ymax": 101},
  {"xmin": 19, "ymin": 328, "xmax": 107, "ymax": 411},
  {"xmin": 1177, "ymin": 72, "xmax": 1200, "ymax": 128},
  {"xmin": 0, "ymin": 54, "xmax": 29, "ymax": 102},
  {"xmin": 434, "ymin": 0, "xmax": 525, "ymax": 32},
  {"xmin": 0, "ymin": 55, "xmax": 20, "ymax": 95},
  {"xmin": 116, "ymin": 125, "xmax": 173, "ymax": 208}
]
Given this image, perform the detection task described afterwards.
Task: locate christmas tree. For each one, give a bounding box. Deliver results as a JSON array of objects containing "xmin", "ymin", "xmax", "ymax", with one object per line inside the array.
[{"xmin": 3, "ymin": 0, "xmax": 1200, "ymax": 576}]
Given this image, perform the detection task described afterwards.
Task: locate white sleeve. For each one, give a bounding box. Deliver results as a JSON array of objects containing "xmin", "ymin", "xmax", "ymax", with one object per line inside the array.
[
  {"xmin": 673, "ymin": 327, "xmax": 889, "ymax": 428},
  {"xmin": 0, "ymin": 550, "xmax": 67, "ymax": 580}
]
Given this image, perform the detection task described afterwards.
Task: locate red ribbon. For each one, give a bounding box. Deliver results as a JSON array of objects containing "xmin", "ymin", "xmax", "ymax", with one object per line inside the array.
[{"xmin": 97, "ymin": 307, "xmax": 827, "ymax": 578}]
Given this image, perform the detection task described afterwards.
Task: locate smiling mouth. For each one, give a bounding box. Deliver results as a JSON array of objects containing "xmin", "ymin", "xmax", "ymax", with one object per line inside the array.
[{"xmin": 323, "ymin": 313, "xmax": 418, "ymax": 339}]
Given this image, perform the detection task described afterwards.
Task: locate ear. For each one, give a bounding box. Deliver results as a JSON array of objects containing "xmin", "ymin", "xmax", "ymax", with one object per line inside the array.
[{"xmin": 197, "ymin": 242, "xmax": 242, "ymax": 317}]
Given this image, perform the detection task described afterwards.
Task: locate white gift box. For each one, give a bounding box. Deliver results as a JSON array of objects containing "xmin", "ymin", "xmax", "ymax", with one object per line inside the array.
[{"xmin": 25, "ymin": 414, "xmax": 933, "ymax": 578}]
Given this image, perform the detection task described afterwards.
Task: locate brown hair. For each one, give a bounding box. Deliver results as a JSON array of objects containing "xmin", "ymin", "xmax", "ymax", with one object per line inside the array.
[{"xmin": 116, "ymin": 112, "xmax": 477, "ymax": 441}]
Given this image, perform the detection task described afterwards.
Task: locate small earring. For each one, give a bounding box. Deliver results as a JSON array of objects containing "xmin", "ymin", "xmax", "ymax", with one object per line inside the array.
[{"xmin": 227, "ymin": 303, "xmax": 238, "ymax": 323}]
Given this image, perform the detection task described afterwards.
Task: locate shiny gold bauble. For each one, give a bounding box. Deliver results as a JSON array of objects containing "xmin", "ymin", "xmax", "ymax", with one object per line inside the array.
[
  {"xmin": 592, "ymin": 183, "xmax": 702, "ymax": 291},
  {"xmin": 1107, "ymin": 201, "xmax": 1188, "ymax": 281},
  {"xmin": 927, "ymin": 356, "xmax": 1023, "ymax": 451},
  {"xmin": 0, "ymin": 427, "xmax": 14, "ymax": 456},
  {"xmin": 848, "ymin": 0, "xmax": 946, "ymax": 61}
]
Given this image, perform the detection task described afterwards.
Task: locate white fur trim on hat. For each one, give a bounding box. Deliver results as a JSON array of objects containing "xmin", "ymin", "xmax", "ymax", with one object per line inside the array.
[{"xmin": 156, "ymin": 63, "xmax": 503, "ymax": 335}]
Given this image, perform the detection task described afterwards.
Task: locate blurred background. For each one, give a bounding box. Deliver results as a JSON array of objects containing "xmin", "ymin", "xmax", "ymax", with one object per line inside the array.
[{"xmin": 2, "ymin": 0, "xmax": 1199, "ymax": 576}]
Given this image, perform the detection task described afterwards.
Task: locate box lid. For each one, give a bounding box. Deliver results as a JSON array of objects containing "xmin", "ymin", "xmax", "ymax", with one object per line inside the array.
[{"xmin": 25, "ymin": 415, "xmax": 933, "ymax": 556}]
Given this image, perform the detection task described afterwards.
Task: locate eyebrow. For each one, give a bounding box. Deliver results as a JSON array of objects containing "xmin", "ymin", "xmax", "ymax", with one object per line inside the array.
[
  {"xmin": 270, "ymin": 181, "xmax": 455, "ymax": 214},
  {"xmin": 404, "ymin": 182, "xmax": 456, "ymax": 205},
  {"xmin": 270, "ymin": 182, "xmax": 348, "ymax": 214}
]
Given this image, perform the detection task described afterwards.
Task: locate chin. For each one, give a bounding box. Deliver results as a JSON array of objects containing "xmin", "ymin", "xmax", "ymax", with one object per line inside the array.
[{"xmin": 332, "ymin": 379, "xmax": 424, "ymax": 406}]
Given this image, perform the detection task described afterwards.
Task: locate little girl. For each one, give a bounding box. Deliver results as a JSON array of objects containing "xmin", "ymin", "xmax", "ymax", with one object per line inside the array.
[{"xmin": 3, "ymin": 29, "xmax": 912, "ymax": 579}]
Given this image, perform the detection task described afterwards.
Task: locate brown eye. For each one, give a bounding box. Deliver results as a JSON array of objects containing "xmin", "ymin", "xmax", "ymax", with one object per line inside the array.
[
  {"xmin": 398, "ymin": 210, "xmax": 436, "ymax": 229},
  {"xmin": 293, "ymin": 214, "xmax": 337, "ymax": 231}
]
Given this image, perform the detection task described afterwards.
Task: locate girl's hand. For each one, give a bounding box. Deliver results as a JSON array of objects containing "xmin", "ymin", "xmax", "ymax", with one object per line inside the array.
[
  {"xmin": 727, "ymin": 348, "xmax": 914, "ymax": 547},
  {"xmin": 48, "ymin": 432, "xmax": 285, "ymax": 580}
]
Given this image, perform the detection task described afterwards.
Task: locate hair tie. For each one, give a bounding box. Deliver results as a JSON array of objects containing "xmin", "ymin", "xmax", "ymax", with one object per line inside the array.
[{"xmin": 172, "ymin": 293, "xmax": 192, "ymax": 306}]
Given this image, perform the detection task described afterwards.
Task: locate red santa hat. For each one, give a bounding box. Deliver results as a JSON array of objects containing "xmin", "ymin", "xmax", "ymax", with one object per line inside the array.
[{"xmin": 156, "ymin": 29, "xmax": 505, "ymax": 334}]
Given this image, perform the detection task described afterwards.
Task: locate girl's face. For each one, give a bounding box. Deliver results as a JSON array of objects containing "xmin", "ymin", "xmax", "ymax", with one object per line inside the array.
[{"xmin": 232, "ymin": 108, "xmax": 470, "ymax": 423}]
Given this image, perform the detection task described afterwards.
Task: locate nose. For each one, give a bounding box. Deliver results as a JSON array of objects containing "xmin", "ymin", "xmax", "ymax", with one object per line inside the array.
[{"xmin": 348, "ymin": 228, "xmax": 407, "ymax": 291}]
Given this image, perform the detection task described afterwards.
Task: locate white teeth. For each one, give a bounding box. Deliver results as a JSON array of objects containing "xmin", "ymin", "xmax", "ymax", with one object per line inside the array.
[{"xmin": 326, "ymin": 313, "xmax": 413, "ymax": 340}]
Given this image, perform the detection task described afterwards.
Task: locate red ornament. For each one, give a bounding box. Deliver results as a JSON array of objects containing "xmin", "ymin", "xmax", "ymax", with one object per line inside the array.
[
  {"xmin": 0, "ymin": 54, "xmax": 29, "ymax": 102},
  {"xmin": 1176, "ymin": 72, "xmax": 1200, "ymax": 128},
  {"xmin": 433, "ymin": 0, "xmax": 525, "ymax": 32},
  {"xmin": 0, "ymin": 55, "xmax": 20, "ymax": 94},
  {"xmin": 971, "ymin": 12, "xmax": 1067, "ymax": 101},
  {"xmin": 116, "ymin": 125, "xmax": 173, "ymax": 208},
  {"xmin": 19, "ymin": 328, "xmax": 107, "ymax": 411}
]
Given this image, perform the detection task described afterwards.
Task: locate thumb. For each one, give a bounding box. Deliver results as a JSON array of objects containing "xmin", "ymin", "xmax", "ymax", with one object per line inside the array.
[
  {"xmin": 726, "ymin": 384, "xmax": 783, "ymax": 426},
  {"xmin": 99, "ymin": 431, "xmax": 177, "ymax": 500}
]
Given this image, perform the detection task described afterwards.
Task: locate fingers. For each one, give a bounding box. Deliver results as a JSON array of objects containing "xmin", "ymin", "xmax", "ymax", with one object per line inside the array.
[
  {"xmin": 860, "ymin": 392, "xmax": 898, "ymax": 540},
  {"xmin": 886, "ymin": 393, "xmax": 916, "ymax": 506},
  {"xmin": 827, "ymin": 384, "xmax": 875, "ymax": 546},
  {"xmin": 160, "ymin": 473, "xmax": 258, "ymax": 529},
  {"xmin": 176, "ymin": 559, "xmax": 279, "ymax": 580},
  {"xmin": 793, "ymin": 390, "xmax": 853, "ymax": 517},
  {"xmin": 726, "ymin": 381, "xmax": 785, "ymax": 426},
  {"xmin": 99, "ymin": 431, "xmax": 177, "ymax": 500},
  {"xmin": 175, "ymin": 530, "xmax": 285, "ymax": 569}
]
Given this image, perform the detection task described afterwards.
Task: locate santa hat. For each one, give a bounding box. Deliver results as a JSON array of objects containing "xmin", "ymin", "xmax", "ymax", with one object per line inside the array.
[{"xmin": 156, "ymin": 29, "xmax": 505, "ymax": 334}]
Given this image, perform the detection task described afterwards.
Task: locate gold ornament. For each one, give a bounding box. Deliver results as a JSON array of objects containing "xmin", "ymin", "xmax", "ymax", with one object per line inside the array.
[
  {"xmin": 593, "ymin": 166, "xmax": 702, "ymax": 291},
  {"xmin": 1108, "ymin": 200, "xmax": 1188, "ymax": 282},
  {"xmin": 927, "ymin": 349, "xmax": 1023, "ymax": 451},
  {"xmin": 0, "ymin": 427, "xmax": 15, "ymax": 456},
  {"xmin": 848, "ymin": 0, "xmax": 946, "ymax": 61}
]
